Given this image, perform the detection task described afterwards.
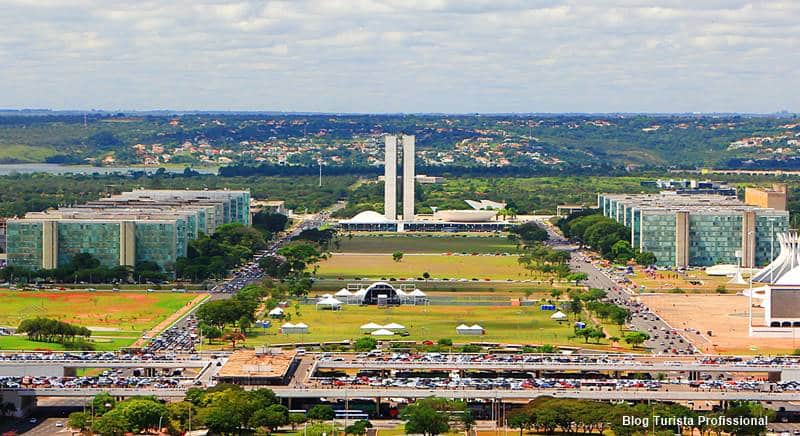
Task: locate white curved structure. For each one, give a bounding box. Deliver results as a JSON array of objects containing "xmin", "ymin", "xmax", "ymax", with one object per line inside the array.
[
  {"xmin": 433, "ymin": 209, "xmax": 497, "ymax": 222},
  {"xmin": 752, "ymin": 232, "xmax": 800, "ymax": 284},
  {"xmin": 341, "ymin": 210, "xmax": 397, "ymax": 224}
]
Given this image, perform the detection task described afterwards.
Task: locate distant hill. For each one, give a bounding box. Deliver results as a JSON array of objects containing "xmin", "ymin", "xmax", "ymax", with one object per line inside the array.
[{"xmin": 0, "ymin": 113, "xmax": 797, "ymax": 171}]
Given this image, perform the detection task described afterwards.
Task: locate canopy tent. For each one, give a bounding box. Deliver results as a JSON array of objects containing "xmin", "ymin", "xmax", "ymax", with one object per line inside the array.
[
  {"xmin": 456, "ymin": 324, "xmax": 484, "ymax": 335},
  {"xmin": 383, "ymin": 323, "xmax": 406, "ymax": 330},
  {"xmin": 268, "ymin": 307, "xmax": 285, "ymax": 318},
  {"xmin": 360, "ymin": 322, "xmax": 384, "ymax": 332},
  {"xmin": 728, "ymin": 269, "xmax": 747, "ymax": 285},
  {"xmin": 550, "ymin": 311, "xmax": 568, "ymax": 321},
  {"xmin": 280, "ymin": 322, "xmax": 309, "ymax": 334},
  {"xmin": 316, "ymin": 296, "xmax": 343, "ymax": 310},
  {"xmin": 335, "ymin": 289, "xmax": 353, "ymax": 297},
  {"xmin": 370, "ymin": 328, "xmax": 395, "ymax": 336}
]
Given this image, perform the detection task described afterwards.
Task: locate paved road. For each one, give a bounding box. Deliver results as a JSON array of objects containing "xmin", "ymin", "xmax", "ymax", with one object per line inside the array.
[
  {"xmin": 151, "ymin": 203, "xmax": 343, "ymax": 353},
  {"xmin": 536, "ymin": 219, "xmax": 696, "ymax": 355}
]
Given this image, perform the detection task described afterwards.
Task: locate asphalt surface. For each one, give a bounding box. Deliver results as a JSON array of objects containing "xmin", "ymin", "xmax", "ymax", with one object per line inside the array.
[{"xmin": 537, "ymin": 219, "xmax": 696, "ymax": 355}]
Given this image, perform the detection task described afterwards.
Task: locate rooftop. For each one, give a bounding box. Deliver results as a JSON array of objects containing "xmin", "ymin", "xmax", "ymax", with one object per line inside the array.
[
  {"xmin": 216, "ymin": 349, "xmax": 297, "ymax": 379},
  {"xmin": 600, "ymin": 192, "xmax": 787, "ymax": 215}
]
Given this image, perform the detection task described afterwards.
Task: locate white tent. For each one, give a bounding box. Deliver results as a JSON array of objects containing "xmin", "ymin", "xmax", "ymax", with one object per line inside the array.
[
  {"xmin": 409, "ymin": 289, "xmax": 427, "ymax": 297},
  {"xmin": 550, "ymin": 311, "xmax": 568, "ymax": 321},
  {"xmin": 268, "ymin": 307, "xmax": 284, "ymax": 318},
  {"xmin": 456, "ymin": 324, "xmax": 484, "ymax": 335},
  {"xmin": 383, "ymin": 323, "xmax": 406, "ymax": 330},
  {"xmin": 280, "ymin": 323, "xmax": 309, "ymax": 334},
  {"xmin": 316, "ymin": 296, "xmax": 343, "ymax": 310},
  {"xmin": 371, "ymin": 328, "xmax": 395, "ymax": 336},
  {"xmin": 360, "ymin": 322, "xmax": 384, "ymax": 332},
  {"xmin": 335, "ymin": 289, "xmax": 353, "ymax": 297}
]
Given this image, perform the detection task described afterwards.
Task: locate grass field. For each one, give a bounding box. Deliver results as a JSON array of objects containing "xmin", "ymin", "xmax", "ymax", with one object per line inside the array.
[
  {"xmin": 313, "ymin": 279, "xmax": 576, "ymax": 296},
  {"xmin": 316, "ymin": 254, "xmax": 534, "ymax": 280},
  {"xmin": 234, "ymin": 304, "xmax": 605, "ymax": 348},
  {"xmin": 334, "ymin": 234, "xmax": 518, "ymax": 254},
  {"xmin": 0, "ymin": 291, "xmax": 198, "ymax": 330},
  {"xmin": 0, "ymin": 291, "xmax": 200, "ymax": 350},
  {"xmin": 630, "ymin": 268, "xmax": 748, "ymax": 294},
  {"xmin": 0, "ymin": 144, "xmax": 57, "ymax": 163}
]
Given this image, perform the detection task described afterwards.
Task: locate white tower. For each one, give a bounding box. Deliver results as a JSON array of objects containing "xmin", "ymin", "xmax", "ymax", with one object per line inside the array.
[
  {"xmin": 384, "ymin": 136, "xmax": 397, "ymax": 220},
  {"xmin": 402, "ymin": 135, "xmax": 415, "ymax": 220}
]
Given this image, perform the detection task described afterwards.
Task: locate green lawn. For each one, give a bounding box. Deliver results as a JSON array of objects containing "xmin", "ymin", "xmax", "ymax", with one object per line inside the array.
[
  {"xmin": 0, "ymin": 290, "xmax": 198, "ymax": 350},
  {"xmin": 316, "ymin": 253, "xmax": 536, "ymax": 281},
  {"xmin": 0, "ymin": 144, "xmax": 58, "ymax": 162},
  {"xmin": 229, "ymin": 304, "xmax": 601, "ymax": 348},
  {"xmin": 334, "ymin": 234, "xmax": 518, "ymax": 254}
]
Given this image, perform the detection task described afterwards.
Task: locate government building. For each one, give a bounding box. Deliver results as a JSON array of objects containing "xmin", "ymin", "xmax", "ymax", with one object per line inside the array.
[
  {"xmin": 6, "ymin": 189, "xmax": 250, "ymax": 272},
  {"xmin": 598, "ymin": 187, "xmax": 789, "ymax": 268}
]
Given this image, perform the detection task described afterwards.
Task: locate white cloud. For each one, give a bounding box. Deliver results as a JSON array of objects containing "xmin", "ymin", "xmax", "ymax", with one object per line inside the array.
[{"xmin": 0, "ymin": 0, "xmax": 797, "ymax": 112}]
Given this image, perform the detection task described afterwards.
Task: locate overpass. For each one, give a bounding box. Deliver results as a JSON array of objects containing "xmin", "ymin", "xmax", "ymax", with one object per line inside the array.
[
  {"xmin": 315, "ymin": 360, "xmax": 800, "ymax": 381},
  {"xmin": 0, "ymin": 359, "xmax": 211, "ymax": 377},
  {"xmin": 6, "ymin": 386, "xmax": 800, "ymax": 402}
]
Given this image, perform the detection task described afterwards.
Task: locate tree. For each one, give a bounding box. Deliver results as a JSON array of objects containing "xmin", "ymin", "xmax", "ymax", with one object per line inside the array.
[
  {"xmin": 508, "ymin": 411, "xmax": 532, "ymax": 436},
  {"xmin": 422, "ymin": 271, "xmax": 430, "ymax": 280},
  {"xmin": 624, "ymin": 330, "xmax": 650, "ymax": 348},
  {"xmin": 345, "ymin": 419, "xmax": 372, "ymax": 435},
  {"xmin": 355, "ymin": 336, "xmax": 378, "ymax": 351},
  {"xmin": 307, "ymin": 404, "xmax": 335, "ymax": 421},
  {"xmin": 401, "ymin": 400, "xmax": 451, "ymax": 436},
  {"xmin": 92, "ymin": 408, "xmax": 130, "ymax": 436},
  {"xmin": 238, "ymin": 315, "xmax": 251, "ymax": 334},
  {"xmin": 204, "ymin": 406, "xmax": 242, "ymax": 435},
  {"xmin": 392, "ymin": 251, "xmax": 404, "ymax": 262},
  {"xmin": 252, "ymin": 211, "xmax": 289, "ymax": 234},
  {"xmin": 611, "ymin": 240, "xmax": 635, "ymax": 263},
  {"xmin": 288, "ymin": 412, "xmax": 308, "ymax": 430},
  {"xmin": 437, "ymin": 338, "xmax": 453, "ymax": 347},
  {"xmin": 635, "ymin": 250, "xmax": 657, "ymax": 266},
  {"xmin": 223, "ymin": 331, "xmax": 247, "ymax": 348},
  {"xmin": 117, "ymin": 398, "xmax": 167, "ymax": 433},
  {"xmin": 166, "ymin": 401, "xmax": 199, "ymax": 434},
  {"xmin": 566, "ymin": 272, "xmax": 588, "ymax": 285},
  {"xmin": 250, "ymin": 404, "xmax": 289, "ymax": 434},
  {"xmin": 510, "ymin": 221, "xmax": 549, "ymax": 245},
  {"xmin": 68, "ymin": 411, "xmax": 90, "ymax": 431}
]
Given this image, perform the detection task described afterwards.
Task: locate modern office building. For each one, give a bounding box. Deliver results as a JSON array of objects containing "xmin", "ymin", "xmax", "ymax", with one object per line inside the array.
[
  {"xmin": 745, "ymin": 184, "xmax": 788, "ymax": 211},
  {"xmin": 383, "ymin": 135, "xmax": 415, "ymax": 221},
  {"xmin": 6, "ymin": 189, "xmax": 250, "ymax": 272},
  {"xmin": 598, "ymin": 192, "xmax": 788, "ymax": 268},
  {"xmin": 640, "ymin": 179, "xmax": 738, "ymax": 196}
]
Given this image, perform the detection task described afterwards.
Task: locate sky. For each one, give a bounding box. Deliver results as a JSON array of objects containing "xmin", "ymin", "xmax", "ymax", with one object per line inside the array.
[{"xmin": 1, "ymin": 0, "xmax": 798, "ymax": 113}]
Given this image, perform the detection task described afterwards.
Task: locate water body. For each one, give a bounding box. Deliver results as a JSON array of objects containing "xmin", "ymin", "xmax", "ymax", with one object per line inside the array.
[{"xmin": 0, "ymin": 164, "xmax": 218, "ymax": 176}]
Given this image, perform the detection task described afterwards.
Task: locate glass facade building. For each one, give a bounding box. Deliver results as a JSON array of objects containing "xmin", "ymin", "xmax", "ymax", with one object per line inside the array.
[
  {"xmin": 6, "ymin": 189, "xmax": 250, "ymax": 273},
  {"xmin": 599, "ymin": 193, "xmax": 789, "ymax": 268}
]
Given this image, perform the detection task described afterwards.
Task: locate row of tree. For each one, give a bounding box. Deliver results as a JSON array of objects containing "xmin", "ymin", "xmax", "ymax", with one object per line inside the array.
[
  {"xmin": 67, "ymin": 386, "xmax": 347, "ymax": 435},
  {"xmin": 0, "ymin": 253, "xmax": 167, "ymax": 284},
  {"xmin": 17, "ymin": 317, "xmax": 91, "ymax": 344},
  {"xmin": 176, "ymin": 223, "xmax": 267, "ymax": 282},
  {"xmin": 507, "ymin": 397, "xmax": 773, "ymax": 436},
  {"xmin": 558, "ymin": 212, "xmax": 656, "ymax": 265}
]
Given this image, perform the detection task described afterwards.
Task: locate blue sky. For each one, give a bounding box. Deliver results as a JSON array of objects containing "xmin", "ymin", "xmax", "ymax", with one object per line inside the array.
[{"xmin": 1, "ymin": 0, "xmax": 798, "ymax": 113}]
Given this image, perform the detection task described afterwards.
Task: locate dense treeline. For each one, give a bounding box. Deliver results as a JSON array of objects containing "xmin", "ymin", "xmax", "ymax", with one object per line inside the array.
[
  {"xmin": 17, "ymin": 317, "xmax": 91, "ymax": 344},
  {"xmin": 175, "ymin": 223, "xmax": 267, "ymax": 281},
  {"xmin": 68, "ymin": 386, "xmax": 319, "ymax": 435},
  {"xmin": 0, "ymin": 253, "xmax": 166, "ymax": 284},
  {"xmin": 557, "ymin": 212, "xmax": 656, "ymax": 265},
  {"xmin": 508, "ymin": 397, "xmax": 773, "ymax": 436}
]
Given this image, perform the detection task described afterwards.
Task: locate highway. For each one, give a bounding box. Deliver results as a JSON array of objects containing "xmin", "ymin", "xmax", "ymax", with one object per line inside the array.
[
  {"xmin": 537, "ymin": 219, "xmax": 695, "ymax": 354},
  {"xmin": 9, "ymin": 386, "xmax": 800, "ymax": 402},
  {"xmin": 314, "ymin": 360, "xmax": 798, "ymax": 374}
]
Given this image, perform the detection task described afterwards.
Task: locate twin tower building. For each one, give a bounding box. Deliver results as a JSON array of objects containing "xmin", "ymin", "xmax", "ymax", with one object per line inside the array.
[{"xmin": 384, "ymin": 135, "xmax": 415, "ymax": 221}]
